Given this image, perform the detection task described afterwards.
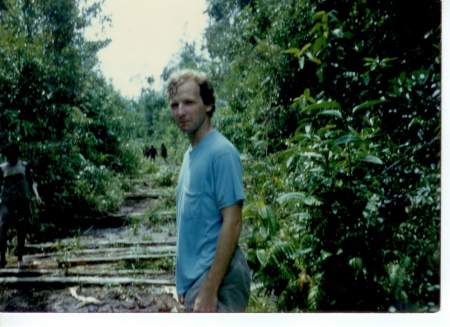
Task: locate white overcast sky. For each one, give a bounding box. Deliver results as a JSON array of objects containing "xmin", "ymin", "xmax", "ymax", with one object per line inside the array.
[{"xmin": 84, "ymin": 0, "xmax": 208, "ymax": 98}]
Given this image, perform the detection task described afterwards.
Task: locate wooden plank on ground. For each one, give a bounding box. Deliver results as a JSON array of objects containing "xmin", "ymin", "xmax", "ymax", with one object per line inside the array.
[
  {"xmin": 59, "ymin": 253, "xmax": 176, "ymax": 266},
  {"xmin": 125, "ymin": 193, "xmax": 166, "ymax": 200},
  {"xmin": 25, "ymin": 245, "xmax": 176, "ymax": 259},
  {"xmin": 0, "ymin": 276, "xmax": 175, "ymax": 286},
  {"xmin": 26, "ymin": 239, "xmax": 176, "ymax": 251},
  {"xmin": 0, "ymin": 268, "xmax": 171, "ymax": 278},
  {"xmin": 106, "ymin": 212, "xmax": 146, "ymax": 219}
]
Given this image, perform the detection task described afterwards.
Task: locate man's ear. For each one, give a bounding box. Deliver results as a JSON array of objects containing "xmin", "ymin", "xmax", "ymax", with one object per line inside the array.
[{"xmin": 205, "ymin": 104, "xmax": 213, "ymax": 113}]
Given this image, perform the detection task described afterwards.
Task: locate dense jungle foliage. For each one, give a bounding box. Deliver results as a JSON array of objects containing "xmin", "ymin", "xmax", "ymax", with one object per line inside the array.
[
  {"xmin": 0, "ymin": 0, "xmax": 147, "ymax": 239},
  {"xmin": 0, "ymin": 0, "xmax": 441, "ymax": 312}
]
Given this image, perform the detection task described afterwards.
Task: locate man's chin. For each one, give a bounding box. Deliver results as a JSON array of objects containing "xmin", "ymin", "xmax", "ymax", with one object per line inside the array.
[{"xmin": 180, "ymin": 126, "xmax": 195, "ymax": 134}]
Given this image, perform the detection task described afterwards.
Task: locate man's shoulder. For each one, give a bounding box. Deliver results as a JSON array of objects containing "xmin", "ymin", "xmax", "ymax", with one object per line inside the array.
[
  {"xmin": 18, "ymin": 161, "xmax": 30, "ymax": 171},
  {"xmin": 210, "ymin": 131, "xmax": 239, "ymax": 153},
  {"xmin": 191, "ymin": 131, "xmax": 241, "ymax": 164}
]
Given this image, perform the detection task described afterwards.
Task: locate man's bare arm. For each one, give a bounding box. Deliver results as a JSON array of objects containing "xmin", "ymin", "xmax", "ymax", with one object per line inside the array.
[
  {"xmin": 193, "ymin": 203, "xmax": 243, "ymax": 312},
  {"xmin": 32, "ymin": 182, "xmax": 42, "ymax": 205}
]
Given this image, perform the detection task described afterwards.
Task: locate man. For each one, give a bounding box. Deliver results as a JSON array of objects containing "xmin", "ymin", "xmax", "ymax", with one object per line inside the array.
[
  {"xmin": 167, "ymin": 69, "xmax": 251, "ymax": 312},
  {"xmin": 0, "ymin": 142, "xmax": 42, "ymax": 269},
  {"xmin": 160, "ymin": 143, "xmax": 167, "ymax": 163},
  {"xmin": 147, "ymin": 145, "xmax": 157, "ymax": 161}
]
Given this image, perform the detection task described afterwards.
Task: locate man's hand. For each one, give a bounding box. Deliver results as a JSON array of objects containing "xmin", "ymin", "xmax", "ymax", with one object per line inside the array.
[
  {"xmin": 178, "ymin": 294, "xmax": 185, "ymax": 305},
  {"xmin": 193, "ymin": 287, "xmax": 218, "ymax": 312}
]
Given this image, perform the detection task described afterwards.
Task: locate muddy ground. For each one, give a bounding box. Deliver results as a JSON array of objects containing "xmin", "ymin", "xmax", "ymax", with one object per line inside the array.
[
  {"xmin": 0, "ymin": 284, "xmax": 181, "ymax": 313},
  {"xmin": 0, "ymin": 176, "xmax": 184, "ymax": 313}
]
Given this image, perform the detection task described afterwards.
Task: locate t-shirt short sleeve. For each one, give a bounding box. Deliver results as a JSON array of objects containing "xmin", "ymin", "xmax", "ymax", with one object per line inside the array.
[{"xmin": 213, "ymin": 151, "xmax": 245, "ymax": 210}]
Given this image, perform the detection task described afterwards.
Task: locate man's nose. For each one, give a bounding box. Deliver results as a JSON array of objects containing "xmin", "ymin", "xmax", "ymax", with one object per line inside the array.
[{"xmin": 178, "ymin": 103, "xmax": 186, "ymax": 115}]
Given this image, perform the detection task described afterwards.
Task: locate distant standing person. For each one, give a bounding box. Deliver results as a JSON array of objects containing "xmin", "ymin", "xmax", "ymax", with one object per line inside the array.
[
  {"xmin": 167, "ymin": 69, "xmax": 251, "ymax": 312},
  {"xmin": 147, "ymin": 145, "xmax": 157, "ymax": 161},
  {"xmin": 144, "ymin": 146, "xmax": 151, "ymax": 158},
  {"xmin": 0, "ymin": 142, "xmax": 42, "ymax": 269},
  {"xmin": 161, "ymin": 143, "xmax": 167, "ymax": 163}
]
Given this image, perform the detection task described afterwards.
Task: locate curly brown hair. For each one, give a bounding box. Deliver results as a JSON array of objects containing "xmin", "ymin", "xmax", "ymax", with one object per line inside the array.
[{"xmin": 167, "ymin": 69, "xmax": 216, "ymax": 117}]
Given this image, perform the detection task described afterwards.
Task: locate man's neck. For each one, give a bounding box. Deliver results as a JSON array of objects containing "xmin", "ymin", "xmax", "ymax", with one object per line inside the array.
[{"xmin": 189, "ymin": 121, "xmax": 214, "ymax": 149}]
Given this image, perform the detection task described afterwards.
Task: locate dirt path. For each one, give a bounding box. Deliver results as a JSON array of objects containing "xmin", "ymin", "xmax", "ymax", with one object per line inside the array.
[{"xmin": 0, "ymin": 174, "xmax": 183, "ymax": 313}]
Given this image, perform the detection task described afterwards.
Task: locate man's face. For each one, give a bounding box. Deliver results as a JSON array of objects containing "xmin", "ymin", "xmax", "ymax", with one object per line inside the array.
[
  {"xmin": 6, "ymin": 150, "xmax": 18, "ymax": 164},
  {"xmin": 169, "ymin": 80, "xmax": 212, "ymax": 135}
]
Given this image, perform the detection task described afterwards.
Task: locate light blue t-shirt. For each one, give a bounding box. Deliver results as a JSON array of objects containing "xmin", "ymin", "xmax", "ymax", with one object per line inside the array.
[{"xmin": 175, "ymin": 130, "xmax": 245, "ymax": 295}]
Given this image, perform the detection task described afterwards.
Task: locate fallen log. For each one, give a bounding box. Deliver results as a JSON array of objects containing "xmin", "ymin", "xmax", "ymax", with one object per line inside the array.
[
  {"xmin": 106, "ymin": 211, "xmax": 146, "ymax": 219},
  {"xmin": 25, "ymin": 239, "xmax": 176, "ymax": 252},
  {"xmin": 156, "ymin": 211, "xmax": 176, "ymax": 217},
  {"xmin": 25, "ymin": 245, "xmax": 176, "ymax": 260},
  {"xmin": 58, "ymin": 252, "xmax": 176, "ymax": 267},
  {"xmin": 124, "ymin": 193, "xmax": 167, "ymax": 200},
  {"xmin": 69, "ymin": 215, "xmax": 128, "ymax": 231},
  {"xmin": 0, "ymin": 276, "xmax": 175, "ymax": 286},
  {"xmin": 0, "ymin": 268, "xmax": 170, "ymax": 278}
]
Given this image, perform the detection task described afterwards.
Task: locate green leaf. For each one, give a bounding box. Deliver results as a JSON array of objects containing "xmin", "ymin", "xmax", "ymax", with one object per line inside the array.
[
  {"xmin": 349, "ymin": 257, "xmax": 363, "ymax": 270},
  {"xmin": 310, "ymin": 22, "xmax": 323, "ymax": 34},
  {"xmin": 352, "ymin": 100, "xmax": 389, "ymax": 113},
  {"xmin": 333, "ymin": 134, "xmax": 360, "ymax": 146},
  {"xmin": 302, "ymin": 101, "xmax": 340, "ymax": 112},
  {"xmin": 299, "ymin": 152, "xmax": 323, "ymax": 158},
  {"xmin": 259, "ymin": 226, "xmax": 269, "ymax": 239},
  {"xmin": 313, "ymin": 37, "xmax": 326, "ymax": 55},
  {"xmin": 318, "ymin": 109, "xmax": 342, "ymax": 119},
  {"xmin": 323, "ymin": 177, "xmax": 333, "ymax": 187},
  {"xmin": 358, "ymin": 155, "xmax": 383, "ymax": 165},
  {"xmin": 301, "ymin": 43, "xmax": 312, "ymax": 53},
  {"xmin": 331, "ymin": 201, "xmax": 339, "ymax": 214},
  {"xmin": 305, "ymin": 51, "xmax": 314, "ymax": 61},
  {"xmin": 276, "ymin": 147, "xmax": 296, "ymax": 162},
  {"xmin": 321, "ymin": 250, "xmax": 332, "ymax": 260},
  {"xmin": 328, "ymin": 10, "xmax": 339, "ymax": 22},
  {"xmin": 286, "ymin": 155, "xmax": 295, "ymax": 168},
  {"xmin": 284, "ymin": 48, "xmax": 300, "ymax": 56},
  {"xmin": 296, "ymin": 247, "xmax": 312, "ymax": 256},
  {"xmin": 299, "ymin": 56, "xmax": 305, "ymax": 69},
  {"xmin": 266, "ymin": 205, "xmax": 278, "ymax": 236},
  {"xmin": 242, "ymin": 203, "xmax": 256, "ymax": 218},
  {"xmin": 290, "ymin": 212, "xmax": 310, "ymax": 222},
  {"xmin": 276, "ymin": 192, "xmax": 306, "ymax": 205},
  {"xmin": 258, "ymin": 205, "xmax": 268, "ymax": 221},
  {"xmin": 332, "ymin": 29, "xmax": 343, "ymax": 38},
  {"xmin": 257, "ymin": 249, "xmax": 269, "ymax": 266},
  {"xmin": 312, "ymin": 56, "xmax": 322, "ymax": 64},
  {"xmin": 312, "ymin": 11, "xmax": 326, "ymax": 21},
  {"xmin": 303, "ymin": 88, "xmax": 311, "ymax": 99},
  {"xmin": 299, "ymin": 147, "xmax": 322, "ymax": 154},
  {"xmin": 304, "ymin": 195, "xmax": 323, "ymax": 206},
  {"xmin": 380, "ymin": 57, "xmax": 398, "ymax": 64}
]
